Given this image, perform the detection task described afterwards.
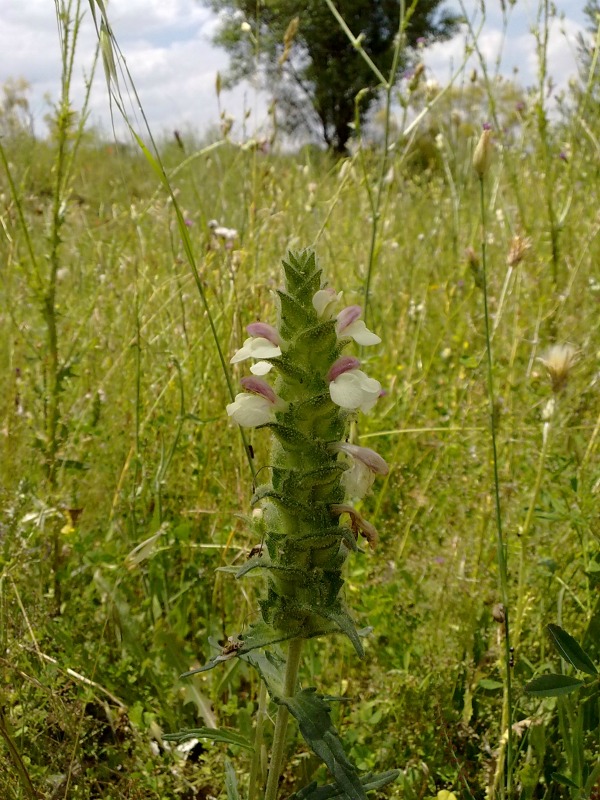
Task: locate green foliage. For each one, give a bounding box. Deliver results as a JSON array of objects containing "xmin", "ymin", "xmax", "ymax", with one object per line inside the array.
[{"xmin": 204, "ymin": 0, "xmax": 457, "ymax": 152}]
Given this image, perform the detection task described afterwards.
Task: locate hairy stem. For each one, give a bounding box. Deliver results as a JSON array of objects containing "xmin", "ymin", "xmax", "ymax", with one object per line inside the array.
[{"xmin": 264, "ymin": 638, "xmax": 303, "ymax": 800}]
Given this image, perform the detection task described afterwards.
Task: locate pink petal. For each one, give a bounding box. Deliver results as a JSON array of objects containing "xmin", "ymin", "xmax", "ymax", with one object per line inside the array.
[
  {"xmin": 327, "ymin": 356, "xmax": 361, "ymax": 382},
  {"xmin": 241, "ymin": 376, "xmax": 277, "ymax": 404},
  {"xmin": 246, "ymin": 322, "xmax": 282, "ymax": 346},
  {"xmin": 336, "ymin": 305, "xmax": 362, "ymax": 334}
]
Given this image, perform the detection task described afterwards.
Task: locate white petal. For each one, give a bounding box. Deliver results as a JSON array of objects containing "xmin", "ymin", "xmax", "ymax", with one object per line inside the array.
[
  {"xmin": 341, "ymin": 460, "xmax": 375, "ymax": 500},
  {"xmin": 230, "ymin": 337, "xmax": 281, "ymax": 364},
  {"xmin": 226, "ymin": 393, "xmax": 272, "ymax": 427},
  {"xmin": 230, "ymin": 338, "xmax": 254, "ymax": 364},
  {"xmin": 343, "ymin": 320, "xmax": 381, "ymax": 346},
  {"xmin": 250, "ymin": 361, "xmax": 273, "ymax": 375},
  {"xmin": 313, "ymin": 288, "xmax": 343, "ymax": 320},
  {"xmin": 248, "ymin": 338, "xmax": 282, "ymax": 359},
  {"xmin": 330, "ymin": 370, "xmax": 381, "ymax": 413}
]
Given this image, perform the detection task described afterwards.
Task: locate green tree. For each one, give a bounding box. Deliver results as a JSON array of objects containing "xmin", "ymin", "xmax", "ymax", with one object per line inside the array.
[{"xmin": 205, "ymin": 0, "xmax": 457, "ymax": 153}]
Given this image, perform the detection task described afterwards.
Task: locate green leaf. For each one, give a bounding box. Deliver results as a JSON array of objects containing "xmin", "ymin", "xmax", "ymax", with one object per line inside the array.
[
  {"xmin": 243, "ymin": 648, "xmax": 286, "ymax": 697},
  {"xmin": 550, "ymin": 772, "xmax": 580, "ymax": 789},
  {"xmin": 288, "ymin": 770, "xmax": 400, "ymax": 800},
  {"xmin": 477, "ymin": 679, "xmax": 504, "ymax": 691},
  {"xmin": 225, "ymin": 758, "xmax": 240, "ymax": 800},
  {"xmin": 547, "ymin": 624, "xmax": 598, "ymax": 675},
  {"xmin": 525, "ymin": 674, "xmax": 584, "ymax": 697},
  {"xmin": 280, "ymin": 689, "xmax": 367, "ymax": 800},
  {"xmin": 163, "ymin": 727, "xmax": 253, "ymax": 751}
]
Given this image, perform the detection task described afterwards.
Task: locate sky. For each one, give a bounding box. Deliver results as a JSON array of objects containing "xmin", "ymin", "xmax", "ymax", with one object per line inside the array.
[{"xmin": 0, "ymin": 1, "xmax": 591, "ymax": 142}]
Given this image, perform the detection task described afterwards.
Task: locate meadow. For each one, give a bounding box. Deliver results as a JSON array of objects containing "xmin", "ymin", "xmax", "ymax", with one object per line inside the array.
[{"xmin": 0, "ymin": 5, "xmax": 599, "ymax": 799}]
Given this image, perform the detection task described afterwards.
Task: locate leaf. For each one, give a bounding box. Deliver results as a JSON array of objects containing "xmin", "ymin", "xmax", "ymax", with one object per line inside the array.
[
  {"xmin": 280, "ymin": 689, "xmax": 367, "ymax": 800},
  {"xmin": 225, "ymin": 758, "xmax": 240, "ymax": 800},
  {"xmin": 163, "ymin": 727, "xmax": 253, "ymax": 751},
  {"xmin": 243, "ymin": 648, "xmax": 286, "ymax": 698},
  {"xmin": 547, "ymin": 624, "xmax": 598, "ymax": 675},
  {"xmin": 288, "ymin": 770, "xmax": 400, "ymax": 800},
  {"xmin": 477, "ymin": 679, "xmax": 504, "ymax": 691},
  {"xmin": 524, "ymin": 674, "xmax": 584, "ymax": 697},
  {"xmin": 550, "ymin": 772, "xmax": 580, "ymax": 789}
]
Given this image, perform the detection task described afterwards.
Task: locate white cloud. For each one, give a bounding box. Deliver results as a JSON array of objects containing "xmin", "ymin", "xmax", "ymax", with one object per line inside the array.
[{"xmin": 0, "ymin": 0, "xmax": 588, "ymax": 141}]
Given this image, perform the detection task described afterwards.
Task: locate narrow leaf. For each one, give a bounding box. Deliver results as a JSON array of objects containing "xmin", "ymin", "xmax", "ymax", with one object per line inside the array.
[
  {"xmin": 163, "ymin": 727, "xmax": 253, "ymax": 751},
  {"xmin": 525, "ymin": 674, "xmax": 584, "ymax": 697},
  {"xmin": 547, "ymin": 624, "xmax": 598, "ymax": 675},
  {"xmin": 281, "ymin": 689, "xmax": 367, "ymax": 800},
  {"xmin": 550, "ymin": 772, "xmax": 580, "ymax": 789},
  {"xmin": 288, "ymin": 770, "xmax": 400, "ymax": 800},
  {"xmin": 225, "ymin": 758, "xmax": 240, "ymax": 800}
]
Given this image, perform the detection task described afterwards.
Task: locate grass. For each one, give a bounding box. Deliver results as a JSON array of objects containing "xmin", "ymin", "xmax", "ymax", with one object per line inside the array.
[{"xmin": 1, "ymin": 7, "xmax": 599, "ymax": 798}]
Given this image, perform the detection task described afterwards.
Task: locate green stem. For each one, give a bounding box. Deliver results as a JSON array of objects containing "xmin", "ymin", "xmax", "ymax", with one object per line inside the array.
[
  {"xmin": 514, "ymin": 416, "xmax": 553, "ymax": 646},
  {"xmin": 479, "ymin": 177, "xmax": 513, "ymax": 799},
  {"xmin": 0, "ymin": 704, "xmax": 38, "ymax": 800},
  {"xmin": 248, "ymin": 680, "xmax": 268, "ymax": 800},
  {"xmin": 264, "ymin": 638, "xmax": 304, "ymax": 800}
]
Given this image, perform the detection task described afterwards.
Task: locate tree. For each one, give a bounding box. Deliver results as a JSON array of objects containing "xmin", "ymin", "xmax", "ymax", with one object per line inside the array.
[{"xmin": 205, "ymin": 0, "xmax": 458, "ymax": 153}]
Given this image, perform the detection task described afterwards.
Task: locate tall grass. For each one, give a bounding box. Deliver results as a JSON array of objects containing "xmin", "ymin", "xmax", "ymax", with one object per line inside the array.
[{"xmin": 0, "ymin": 1, "xmax": 598, "ymax": 798}]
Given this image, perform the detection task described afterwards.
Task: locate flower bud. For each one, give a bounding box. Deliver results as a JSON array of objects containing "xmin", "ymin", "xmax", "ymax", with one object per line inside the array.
[{"xmin": 473, "ymin": 128, "xmax": 493, "ymax": 178}]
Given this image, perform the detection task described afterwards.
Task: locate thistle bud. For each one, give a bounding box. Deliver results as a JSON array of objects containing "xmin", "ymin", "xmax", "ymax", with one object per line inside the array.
[{"xmin": 473, "ymin": 127, "xmax": 493, "ymax": 178}]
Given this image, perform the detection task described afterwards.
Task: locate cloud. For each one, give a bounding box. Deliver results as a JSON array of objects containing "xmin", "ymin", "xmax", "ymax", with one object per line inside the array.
[
  {"xmin": 0, "ymin": 0, "xmax": 267, "ymax": 140},
  {"xmin": 0, "ymin": 0, "xmax": 587, "ymax": 141}
]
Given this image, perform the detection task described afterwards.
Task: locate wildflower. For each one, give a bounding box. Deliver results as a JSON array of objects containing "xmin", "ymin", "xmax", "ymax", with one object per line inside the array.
[
  {"xmin": 312, "ymin": 287, "xmax": 343, "ymax": 320},
  {"xmin": 473, "ymin": 127, "xmax": 493, "ymax": 177},
  {"xmin": 332, "ymin": 442, "xmax": 389, "ymax": 500},
  {"xmin": 226, "ymin": 377, "xmax": 286, "ymax": 427},
  {"xmin": 336, "ymin": 305, "xmax": 381, "ymax": 346},
  {"xmin": 231, "ymin": 323, "xmax": 282, "ymax": 375},
  {"xmin": 538, "ymin": 344, "xmax": 577, "ymax": 393},
  {"xmin": 208, "ymin": 219, "xmax": 238, "ymax": 243},
  {"xmin": 328, "ymin": 357, "xmax": 382, "ymax": 413},
  {"xmin": 331, "ymin": 503, "xmax": 379, "ymax": 548}
]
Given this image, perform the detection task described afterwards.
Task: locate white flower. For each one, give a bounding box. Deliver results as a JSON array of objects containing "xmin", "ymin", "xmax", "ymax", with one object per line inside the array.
[
  {"xmin": 327, "ymin": 357, "xmax": 381, "ymax": 413},
  {"xmin": 332, "ymin": 442, "xmax": 389, "ymax": 500},
  {"xmin": 231, "ymin": 322, "xmax": 283, "ymax": 373},
  {"xmin": 312, "ymin": 288, "xmax": 343, "ymax": 320},
  {"xmin": 226, "ymin": 394, "xmax": 273, "ymax": 427},
  {"xmin": 336, "ymin": 305, "xmax": 381, "ymax": 346},
  {"xmin": 226, "ymin": 376, "xmax": 286, "ymax": 427}
]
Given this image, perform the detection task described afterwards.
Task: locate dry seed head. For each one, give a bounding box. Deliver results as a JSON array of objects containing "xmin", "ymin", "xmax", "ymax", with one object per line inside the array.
[
  {"xmin": 507, "ymin": 234, "xmax": 531, "ymax": 267},
  {"xmin": 538, "ymin": 344, "xmax": 578, "ymax": 393}
]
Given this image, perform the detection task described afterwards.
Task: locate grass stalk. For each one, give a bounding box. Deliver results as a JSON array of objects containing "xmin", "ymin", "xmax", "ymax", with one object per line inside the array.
[
  {"xmin": 478, "ymin": 175, "xmax": 513, "ymax": 799},
  {"xmin": 514, "ymin": 416, "xmax": 553, "ymax": 646}
]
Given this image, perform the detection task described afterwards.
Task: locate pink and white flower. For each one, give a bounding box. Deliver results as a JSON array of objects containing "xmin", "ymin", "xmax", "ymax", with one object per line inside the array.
[
  {"xmin": 331, "ymin": 442, "xmax": 389, "ymax": 500},
  {"xmin": 226, "ymin": 376, "xmax": 286, "ymax": 427},
  {"xmin": 336, "ymin": 305, "xmax": 381, "ymax": 346},
  {"xmin": 327, "ymin": 357, "xmax": 382, "ymax": 413},
  {"xmin": 231, "ymin": 322, "xmax": 283, "ymax": 375}
]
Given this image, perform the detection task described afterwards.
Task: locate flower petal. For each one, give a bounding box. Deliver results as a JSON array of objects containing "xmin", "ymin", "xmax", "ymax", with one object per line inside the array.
[
  {"xmin": 342, "ymin": 320, "xmax": 381, "ymax": 346},
  {"xmin": 231, "ymin": 336, "xmax": 282, "ymax": 364},
  {"xmin": 329, "ymin": 370, "xmax": 381, "ymax": 413},
  {"xmin": 250, "ymin": 361, "xmax": 273, "ymax": 376},
  {"xmin": 313, "ymin": 288, "xmax": 343, "ymax": 320},
  {"xmin": 246, "ymin": 322, "xmax": 282, "ymax": 346},
  {"xmin": 226, "ymin": 393, "xmax": 273, "ymax": 427}
]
